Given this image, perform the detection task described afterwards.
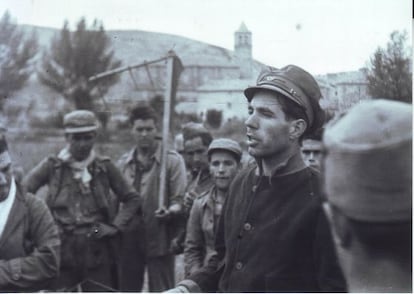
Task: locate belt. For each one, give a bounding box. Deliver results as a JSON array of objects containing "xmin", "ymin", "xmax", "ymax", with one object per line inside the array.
[{"xmin": 61, "ymin": 224, "xmax": 97, "ymax": 236}]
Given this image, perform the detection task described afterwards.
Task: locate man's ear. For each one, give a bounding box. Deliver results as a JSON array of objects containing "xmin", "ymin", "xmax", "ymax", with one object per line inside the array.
[
  {"xmin": 323, "ymin": 203, "xmax": 352, "ymax": 248},
  {"xmin": 289, "ymin": 119, "xmax": 307, "ymax": 140}
]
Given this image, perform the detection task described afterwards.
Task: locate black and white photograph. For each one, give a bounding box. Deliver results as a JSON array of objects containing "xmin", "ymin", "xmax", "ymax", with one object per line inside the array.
[{"xmin": 0, "ymin": 0, "xmax": 412, "ymax": 292}]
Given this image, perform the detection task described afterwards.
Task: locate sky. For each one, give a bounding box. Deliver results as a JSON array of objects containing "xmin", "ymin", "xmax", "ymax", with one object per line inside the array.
[{"xmin": 1, "ymin": 0, "xmax": 412, "ymax": 75}]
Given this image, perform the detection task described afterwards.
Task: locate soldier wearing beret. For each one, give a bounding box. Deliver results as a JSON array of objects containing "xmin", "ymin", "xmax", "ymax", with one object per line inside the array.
[
  {"xmin": 322, "ymin": 99, "xmax": 412, "ymax": 292},
  {"xmin": 168, "ymin": 65, "xmax": 346, "ymax": 292},
  {"xmin": 184, "ymin": 138, "xmax": 242, "ymax": 277},
  {"xmin": 0, "ymin": 134, "xmax": 60, "ymax": 292},
  {"xmin": 117, "ymin": 104, "xmax": 187, "ymax": 292},
  {"xmin": 23, "ymin": 110, "xmax": 141, "ymax": 291}
]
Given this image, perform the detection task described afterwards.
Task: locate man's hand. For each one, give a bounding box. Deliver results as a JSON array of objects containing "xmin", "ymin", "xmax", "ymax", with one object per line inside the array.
[
  {"xmin": 183, "ymin": 191, "xmax": 198, "ymax": 210},
  {"xmin": 164, "ymin": 285, "xmax": 189, "ymax": 293},
  {"xmin": 155, "ymin": 207, "xmax": 173, "ymax": 222},
  {"xmin": 170, "ymin": 235, "xmax": 185, "ymax": 254},
  {"xmin": 90, "ymin": 223, "xmax": 118, "ymax": 239}
]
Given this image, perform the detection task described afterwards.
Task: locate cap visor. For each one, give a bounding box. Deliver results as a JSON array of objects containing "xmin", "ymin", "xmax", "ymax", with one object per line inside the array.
[
  {"xmin": 244, "ymin": 84, "xmax": 299, "ymax": 106},
  {"xmin": 64, "ymin": 126, "xmax": 97, "ymax": 133}
]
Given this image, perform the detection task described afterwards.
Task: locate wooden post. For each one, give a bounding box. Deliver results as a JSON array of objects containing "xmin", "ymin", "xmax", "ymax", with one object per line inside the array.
[{"xmin": 158, "ymin": 52, "xmax": 175, "ymax": 209}]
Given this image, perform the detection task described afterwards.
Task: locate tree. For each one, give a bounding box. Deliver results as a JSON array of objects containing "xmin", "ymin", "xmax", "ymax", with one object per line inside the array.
[
  {"xmin": 366, "ymin": 30, "xmax": 412, "ymax": 103},
  {"xmin": 38, "ymin": 18, "xmax": 122, "ymax": 126},
  {"xmin": 0, "ymin": 11, "xmax": 38, "ymax": 110},
  {"xmin": 206, "ymin": 109, "xmax": 223, "ymax": 129}
]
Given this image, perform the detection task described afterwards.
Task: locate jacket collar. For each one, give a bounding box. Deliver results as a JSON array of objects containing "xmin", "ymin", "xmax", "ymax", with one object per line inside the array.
[
  {"xmin": 256, "ymin": 150, "xmax": 307, "ymax": 178},
  {"xmin": 125, "ymin": 142, "xmax": 161, "ymax": 165},
  {"xmin": 0, "ymin": 187, "xmax": 26, "ymax": 249},
  {"xmin": 200, "ymin": 186, "xmax": 217, "ymax": 208}
]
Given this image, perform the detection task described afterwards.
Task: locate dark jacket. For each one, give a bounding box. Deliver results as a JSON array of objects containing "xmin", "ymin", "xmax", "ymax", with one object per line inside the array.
[
  {"xmin": 183, "ymin": 166, "xmax": 347, "ymax": 292},
  {"xmin": 23, "ymin": 155, "xmax": 141, "ymax": 232},
  {"xmin": 23, "ymin": 155, "xmax": 140, "ymax": 285},
  {"xmin": 0, "ymin": 187, "xmax": 60, "ymax": 292}
]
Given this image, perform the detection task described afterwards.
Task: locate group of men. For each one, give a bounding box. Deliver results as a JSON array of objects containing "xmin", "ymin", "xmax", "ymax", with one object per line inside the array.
[{"xmin": 0, "ymin": 64, "xmax": 411, "ymax": 293}]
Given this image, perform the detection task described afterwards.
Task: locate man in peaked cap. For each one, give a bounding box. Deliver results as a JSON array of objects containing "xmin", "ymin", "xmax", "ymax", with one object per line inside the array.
[
  {"xmin": 168, "ymin": 65, "xmax": 346, "ymax": 292},
  {"xmin": 0, "ymin": 134, "xmax": 60, "ymax": 292},
  {"xmin": 23, "ymin": 110, "xmax": 141, "ymax": 291},
  {"xmin": 322, "ymin": 99, "xmax": 412, "ymax": 292}
]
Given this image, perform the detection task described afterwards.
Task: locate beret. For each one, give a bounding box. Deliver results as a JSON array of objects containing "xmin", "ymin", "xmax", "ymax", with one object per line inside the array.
[{"xmin": 323, "ymin": 99, "xmax": 412, "ymax": 222}]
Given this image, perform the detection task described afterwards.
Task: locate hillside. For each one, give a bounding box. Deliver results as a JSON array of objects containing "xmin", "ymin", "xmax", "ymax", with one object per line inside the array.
[{"xmin": 21, "ymin": 25, "xmax": 242, "ymax": 67}]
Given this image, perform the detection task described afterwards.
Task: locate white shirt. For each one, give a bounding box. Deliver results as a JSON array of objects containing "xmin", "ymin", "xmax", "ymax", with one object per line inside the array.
[{"xmin": 0, "ymin": 178, "xmax": 16, "ymax": 238}]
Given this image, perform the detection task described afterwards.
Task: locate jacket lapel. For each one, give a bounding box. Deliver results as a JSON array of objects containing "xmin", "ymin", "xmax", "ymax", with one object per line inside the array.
[{"xmin": 0, "ymin": 191, "xmax": 27, "ymax": 249}]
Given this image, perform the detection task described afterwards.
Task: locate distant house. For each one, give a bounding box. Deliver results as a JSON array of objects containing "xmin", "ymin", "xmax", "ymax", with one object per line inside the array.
[
  {"xmin": 317, "ymin": 69, "xmax": 372, "ymax": 114},
  {"xmin": 104, "ymin": 22, "xmax": 265, "ymax": 116},
  {"xmin": 175, "ymin": 23, "xmax": 261, "ymax": 121},
  {"xmin": 9, "ymin": 23, "xmax": 371, "ymax": 128}
]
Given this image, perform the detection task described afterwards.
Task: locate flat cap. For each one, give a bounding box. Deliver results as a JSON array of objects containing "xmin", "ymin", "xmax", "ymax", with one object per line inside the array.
[
  {"xmin": 208, "ymin": 138, "xmax": 243, "ymax": 161},
  {"xmin": 63, "ymin": 110, "xmax": 98, "ymax": 134},
  {"xmin": 323, "ymin": 99, "xmax": 412, "ymax": 222},
  {"xmin": 244, "ymin": 65, "xmax": 325, "ymax": 133}
]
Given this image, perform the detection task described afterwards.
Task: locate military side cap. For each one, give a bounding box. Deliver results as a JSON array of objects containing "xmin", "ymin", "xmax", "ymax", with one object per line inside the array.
[
  {"xmin": 63, "ymin": 110, "xmax": 98, "ymax": 133},
  {"xmin": 244, "ymin": 65, "xmax": 325, "ymax": 133},
  {"xmin": 323, "ymin": 99, "xmax": 412, "ymax": 222},
  {"xmin": 208, "ymin": 138, "xmax": 243, "ymax": 161}
]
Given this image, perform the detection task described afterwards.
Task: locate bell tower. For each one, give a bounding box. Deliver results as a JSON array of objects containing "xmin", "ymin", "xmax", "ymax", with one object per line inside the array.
[{"xmin": 234, "ymin": 22, "xmax": 252, "ymax": 79}]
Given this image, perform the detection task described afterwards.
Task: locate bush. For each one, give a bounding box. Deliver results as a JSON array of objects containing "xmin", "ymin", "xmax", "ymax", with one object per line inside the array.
[
  {"xmin": 205, "ymin": 109, "xmax": 223, "ymax": 129},
  {"xmin": 29, "ymin": 112, "xmax": 64, "ymax": 129}
]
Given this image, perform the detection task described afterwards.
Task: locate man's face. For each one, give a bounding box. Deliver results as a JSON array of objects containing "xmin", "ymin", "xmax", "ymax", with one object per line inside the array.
[
  {"xmin": 184, "ymin": 137, "xmax": 209, "ymax": 174},
  {"xmin": 301, "ymin": 139, "xmax": 323, "ymax": 170},
  {"xmin": 245, "ymin": 91, "xmax": 292, "ymax": 159},
  {"xmin": 132, "ymin": 119, "xmax": 157, "ymax": 150},
  {"xmin": 66, "ymin": 131, "xmax": 97, "ymax": 161},
  {"xmin": 209, "ymin": 150, "xmax": 239, "ymax": 191},
  {"xmin": 0, "ymin": 161, "xmax": 12, "ymax": 202}
]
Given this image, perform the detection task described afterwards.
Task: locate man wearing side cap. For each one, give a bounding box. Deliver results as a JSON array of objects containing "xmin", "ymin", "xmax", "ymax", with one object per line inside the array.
[
  {"xmin": 184, "ymin": 138, "xmax": 242, "ymax": 277},
  {"xmin": 168, "ymin": 65, "xmax": 346, "ymax": 292},
  {"xmin": 23, "ymin": 110, "xmax": 141, "ymax": 291},
  {"xmin": 0, "ymin": 134, "xmax": 60, "ymax": 292},
  {"xmin": 322, "ymin": 99, "xmax": 412, "ymax": 292}
]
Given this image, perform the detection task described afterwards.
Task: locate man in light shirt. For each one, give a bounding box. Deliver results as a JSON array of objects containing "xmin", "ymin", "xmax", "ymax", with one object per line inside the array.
[{"xmin": 0, "ymin": 133, "xmax": 60, "ymax": 292}]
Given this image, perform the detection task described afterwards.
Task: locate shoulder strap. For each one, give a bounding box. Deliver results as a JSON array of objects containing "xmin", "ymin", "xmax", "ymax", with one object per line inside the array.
[{"xmin": 46, "ymin": 157, "xmax": 64, "ymax": 209}]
